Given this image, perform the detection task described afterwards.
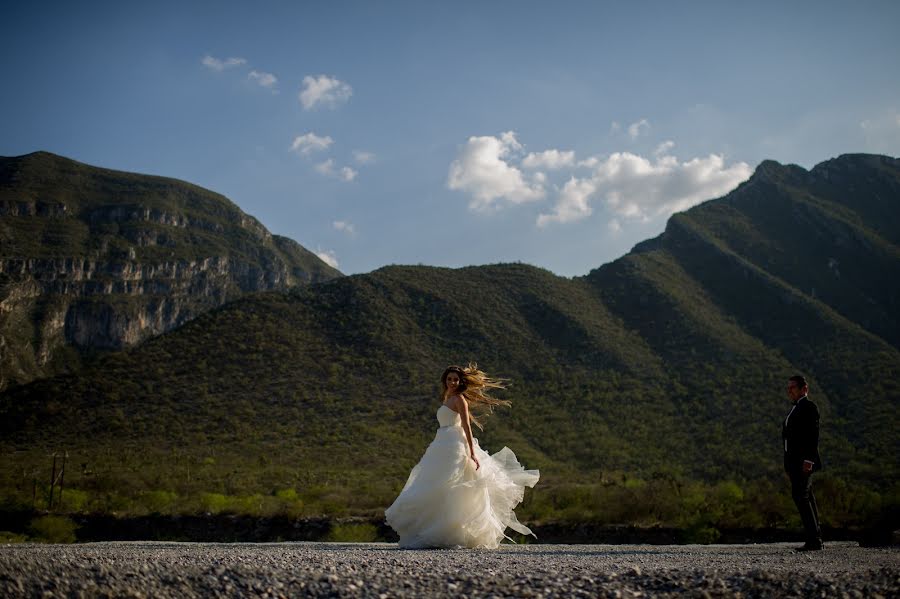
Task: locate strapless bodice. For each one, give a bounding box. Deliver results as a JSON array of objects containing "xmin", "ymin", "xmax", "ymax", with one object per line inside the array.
[{"xmin": 437, "ymin": 405, "xmax": 462, "ymax": 427}]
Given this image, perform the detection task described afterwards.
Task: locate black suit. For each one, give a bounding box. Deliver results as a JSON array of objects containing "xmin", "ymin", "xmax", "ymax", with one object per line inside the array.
[{"xmin": 782, "ymin": 395, "xmax": 822, "ymax": 545}]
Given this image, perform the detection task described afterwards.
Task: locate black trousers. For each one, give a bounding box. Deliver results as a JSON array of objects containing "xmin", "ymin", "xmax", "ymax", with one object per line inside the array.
[{"xmin": 789, "ymin": 470, "xmax": 821, "ymax": 544}]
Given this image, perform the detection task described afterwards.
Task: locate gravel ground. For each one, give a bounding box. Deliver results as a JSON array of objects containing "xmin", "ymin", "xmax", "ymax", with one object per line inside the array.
[{"xmin": 1, "ymin": 541, "xmax": 897, "ymax": 598}]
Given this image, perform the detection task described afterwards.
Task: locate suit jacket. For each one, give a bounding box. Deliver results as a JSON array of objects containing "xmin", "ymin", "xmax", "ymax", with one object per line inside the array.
[{"xmin": 782, "ymin": 396, "xmax": 822, "ymax": 474}]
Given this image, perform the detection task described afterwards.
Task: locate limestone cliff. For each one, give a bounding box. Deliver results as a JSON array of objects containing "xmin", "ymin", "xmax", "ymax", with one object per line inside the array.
[{"xmin": 0, "ymin": 151, "xmax": 341, "ymax": 389}]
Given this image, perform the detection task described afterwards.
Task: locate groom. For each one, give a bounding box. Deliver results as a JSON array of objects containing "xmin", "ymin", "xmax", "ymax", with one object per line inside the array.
[{"xmin": 782, "ymin": 375, "xmax": 823, "ymax": 551}]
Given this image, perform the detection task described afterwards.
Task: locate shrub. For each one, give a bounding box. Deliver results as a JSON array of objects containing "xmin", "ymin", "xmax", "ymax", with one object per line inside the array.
[
  {"xmin": 28, "ymin": 516, "xmax": 78, "ymax": 543},
  {"xmin": 59, "ymin": 489, "xmax": 90, "ymax": 513},
  {"xmin": 275, "ymin": 488, "xmax": 298, "ymax": 501},
  {"xmin": 140, "ymin": 490, "xmax": 178, "ymax": 514},
  {"xmin": 0, "ymin": 531, "xmax": 27, "ymax": 543},
  {"xmin": 199, "ymin": 493, "xmax": 228, "ymax": 514},
  {"xmin": 326, "ymin": 522, "xmax": 378, "ymax": 543}
]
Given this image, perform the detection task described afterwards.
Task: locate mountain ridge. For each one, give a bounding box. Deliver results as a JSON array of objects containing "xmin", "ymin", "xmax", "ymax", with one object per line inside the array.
[
  {"xmin": 0, "ymin": 150, "xmax": 341, "ymax": 390},
  {"xmin": 0, "ymin": 152, "xmax": 897, "ymax": 530}
]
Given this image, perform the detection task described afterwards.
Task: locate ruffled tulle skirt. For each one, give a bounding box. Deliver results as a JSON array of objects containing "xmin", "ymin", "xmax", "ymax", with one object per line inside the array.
[{"xmin": 384, "ymin": 424, "xmax": 539, "ymax": 549}]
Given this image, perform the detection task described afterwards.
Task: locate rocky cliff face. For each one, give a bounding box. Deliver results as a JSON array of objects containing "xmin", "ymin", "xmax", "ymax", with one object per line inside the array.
[{"xmin": 0, "ymin": 151, "xmax": 341, "ymax": 390}]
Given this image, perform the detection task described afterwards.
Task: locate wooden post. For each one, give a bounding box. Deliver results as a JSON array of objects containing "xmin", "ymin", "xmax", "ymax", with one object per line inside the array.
[
  {"xmin": 58, "ymin": 452, "xmax": 68, "ymax": 510},
  {"xmin": 32, "ymin": 476, "xmax": 37, "ymax": 510},
  {"xmin": 48, "ymin": 454, "xmax": 58, "ymax": 510}
]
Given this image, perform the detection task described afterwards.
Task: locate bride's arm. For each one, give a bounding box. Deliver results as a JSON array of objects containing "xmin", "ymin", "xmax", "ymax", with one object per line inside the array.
[{"xmin": 458, "ymin": 396, "xmax": 480, "ymax": 470}]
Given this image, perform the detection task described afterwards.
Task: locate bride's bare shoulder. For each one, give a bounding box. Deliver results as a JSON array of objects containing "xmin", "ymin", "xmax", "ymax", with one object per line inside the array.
[{"xmin": 445, "ymin": 394, "xmax": 466, "ymax": 411}]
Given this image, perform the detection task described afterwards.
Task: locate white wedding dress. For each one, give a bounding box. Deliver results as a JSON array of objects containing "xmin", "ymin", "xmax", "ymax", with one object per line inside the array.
[{"xmin": 385, "ymin": 405, "xmax": 540, "ymax": 549}]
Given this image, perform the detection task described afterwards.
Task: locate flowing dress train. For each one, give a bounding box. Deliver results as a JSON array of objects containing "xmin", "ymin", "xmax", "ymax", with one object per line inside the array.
[{"xmin": 385, "ymin": 405, "xmax": 540, "ymax": 549}]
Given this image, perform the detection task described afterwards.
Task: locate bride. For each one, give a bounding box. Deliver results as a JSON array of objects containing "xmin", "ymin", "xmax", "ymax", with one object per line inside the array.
[{"xmin": 385, "ymin": 364, "xmax": 540, "ymax": 549}]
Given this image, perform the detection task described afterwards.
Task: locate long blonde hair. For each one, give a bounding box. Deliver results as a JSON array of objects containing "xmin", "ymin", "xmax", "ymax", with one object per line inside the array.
[{"xmin": 441, "ymin": 363, "xmax": 510, "ymax": 430}]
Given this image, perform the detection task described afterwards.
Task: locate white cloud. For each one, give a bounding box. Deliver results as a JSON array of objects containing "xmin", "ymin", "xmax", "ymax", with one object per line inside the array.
[
  {"xmin": 315, "ymin": 249, "xmax": 339, "ymax": 269},
  {"xmin": 353, "ymin": 150, "xmax": 376, "ymax": 164},
  {"xmin": 610, "ymin": 121, "xmax": 621, "ymax": 134},
  {"xmin": 654, "ymin": 140, "xmax": 675, "ymax": 156},
  {"xmin": 522, "ymin": 149, "xmax": 576, "ymax": 170},
  {"xmin": 627, "ymin": 118, "xmax": 650, "ymax": 140},
  {"xmin": 498, "ymin": 131, "xmax": 523, "ymax": 151},
  {"xmin": 538, "ymin": 148, "xmax": 751, "ymax": 227},
  {"xmin": 537, "ymin": 176, "xmax": 596, "ymax": 227},
  {"xmin": 333, "ymin": 220, "xmax": 356, "ymax": 235},
  {"xmin": 596, "ymin": 152, "xmax": 751, "ymax": 221},
  {"xmin": 290, "ymin": 132, "xmax": 333, "ymax": 155},
  {"xmin": 248, "ymin": 70, "xmax": 278, "ymax": 90},
  {"xmin": 450, "ymin": 131, "xmax": 750, "ymax": 228},
  {"xmin": 315, "ymin": 159, "xmax": 336, "ymax": 175},
  {"xmin": 299, "ymin": 75, "xmax": 352, "ymax": 110},
  {"xmin": 201, "ymin": 55, "xmax": 247, "ymax": 71},
  {"xmin": 447, "ymin": 131, "xmax": 544, "ymax": 212},
  {"xmin": 315, "ymin": 159, "xmax": 357, "ymax": 182}
]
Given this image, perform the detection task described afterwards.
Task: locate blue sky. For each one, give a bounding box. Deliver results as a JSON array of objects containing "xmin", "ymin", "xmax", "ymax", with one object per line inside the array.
[{"xmin": 2, "ymin": 1, "xmax": 899, "ymax": 276}]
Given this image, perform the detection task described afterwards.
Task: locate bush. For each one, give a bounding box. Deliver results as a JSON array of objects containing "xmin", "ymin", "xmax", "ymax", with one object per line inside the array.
[
  {"xmin": 0, "ymin": 531, "xmax": 27, "ymax": 543},
  {"xmin": 28, "ymin": 516, "xmax": 78, "ymax": 543},
  {"xmin": 199, "ymin": 493, "xmax": 228, "ymax": 514},
  {"xmin": 140, "ymin": 490, "xmax": 178, "ymax": 514},
  {"xmin": 681, "ymin": 524, "xmax": 721, "ymax": 544},
  {"xmin": 326, "ymin": 522, "xmax": 378, "ymax": 543},
  {"xmin": 59, "ymin": 489, "xmax": 90, "ymax": 513}
]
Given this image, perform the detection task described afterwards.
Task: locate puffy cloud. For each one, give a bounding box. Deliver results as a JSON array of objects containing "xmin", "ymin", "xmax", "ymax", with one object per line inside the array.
[
  {"xmin": 315, "ymin": 159, "xmax": 335, "ymax": 175},
  {"xmin": 248, "ymin": 70, "xmax": 278, "ymax": 89},
  {"xmin": 451, "ymin": 131, "xmax": 750, "ymax": 228},
  {"xmin": 654, "ymin": 140, "xmax": 675, "ymax": 156},
  {"xmin": 537, "ymin": 176, "xmax": 596, "ymax": 227},
  {"xmin": 315, "ymin": 249, "xmax": 339, "ymax": 269},
  {"xmin": 539, "ymin": 144, "xmax": 751, "ymax": 226},
  {"xmin": 566, "ymin": 151, "xmax": 750, "ymax": 224},
  {"xmin": 290, "ymin": 132, "xmax": 333, "ymax": 155},
  {"xmin": 447, "ymin": 131, "xmax": 544, "ymax": 212},
  {"xmin": 628, "ymin": 118, "xmax": 650, "ymax": 140},
  {"xmin": 315, "ymin": 159, "xmax": 357, "ymax": 182},
  {"xmin": 201, "ymin": 55, "xmax": 247, "ymax": 71},
  {"xmin": 522, "ymin": 149, "xmax": 576, "ymax": 170},
  {"xmin": 353, "ymin": 150, "xmax": 376, "ymax": 164},
  {"xmin": 333, "ymin": 220, "xmax": 356, "ymax": 235},
  {"xmin": 299, "ymin": 75, "xmax": 352, "ymax": 110}
]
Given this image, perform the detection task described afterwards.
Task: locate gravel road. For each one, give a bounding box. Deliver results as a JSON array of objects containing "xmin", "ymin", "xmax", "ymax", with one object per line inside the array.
[{"xmin": 1, "ymin": 541, "xmax": 897, "ymax": 598}]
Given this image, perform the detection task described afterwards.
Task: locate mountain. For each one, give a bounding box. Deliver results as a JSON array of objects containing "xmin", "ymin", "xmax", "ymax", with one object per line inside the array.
[
  {"xmin": 1, "ymin": 153, "xmax": 898, "ymax": 532},
  {"xmin": 0, "ymin": 151, "xmax": 341, "ymax": 390}
]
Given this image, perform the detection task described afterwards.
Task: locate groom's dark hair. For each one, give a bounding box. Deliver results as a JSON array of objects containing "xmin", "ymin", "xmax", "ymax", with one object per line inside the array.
[{"xmin": 789, "ymin": 375, "xmax": 808, "ymax": 389}]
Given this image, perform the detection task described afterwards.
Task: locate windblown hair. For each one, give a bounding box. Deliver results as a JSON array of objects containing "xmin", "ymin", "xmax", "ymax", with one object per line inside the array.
[{"xmin": 441, "ymin": 363, "xmax": 511, "ymax": 430}]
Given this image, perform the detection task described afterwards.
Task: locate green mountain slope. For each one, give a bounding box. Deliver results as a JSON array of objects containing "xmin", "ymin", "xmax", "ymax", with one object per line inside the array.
[
  {"xmin": 0, "ymin": 151, "xmax": 341, "ymax": 390},
  {"xmin": 1, "ymin": 153, "xmax": 898, "ymax": 532}
]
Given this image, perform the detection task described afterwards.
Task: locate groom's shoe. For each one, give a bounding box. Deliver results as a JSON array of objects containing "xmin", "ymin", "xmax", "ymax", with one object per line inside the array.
[{"xmin": 795, "ymin": 541, "xmax": 824, "ymax": 552}]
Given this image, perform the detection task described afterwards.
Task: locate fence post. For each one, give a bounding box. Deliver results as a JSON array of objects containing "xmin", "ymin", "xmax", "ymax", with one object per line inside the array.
[
  {"xmin": 58, "ymin": 452, "xmax": 68, "ymax": 511},
  {"xmin": 48, "ymin": 454, "xmax": 58, "ymax": 511}
]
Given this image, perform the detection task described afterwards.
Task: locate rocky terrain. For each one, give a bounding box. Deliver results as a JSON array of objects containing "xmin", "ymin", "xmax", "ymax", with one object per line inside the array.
[
  {"xmin": 0, "ymin": 151, "xmax": 340, "ymax": 389},
  {"xmin": 0, "ymin": 542, "xmax": 897, "ymax": 598}
]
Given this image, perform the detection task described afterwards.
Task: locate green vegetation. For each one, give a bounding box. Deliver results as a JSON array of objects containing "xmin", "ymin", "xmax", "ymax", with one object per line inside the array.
[
  {"xmin": 28, "ymin": 515, "xmax": 79, "ymax": 543},
  {"xmin": 1, "ymin": 153, "xmax": 898, "ymax": 539},
  {"xmin": 326, "ymin": 522, "xmax": 380, "ymax": 543},
  {"xmin": 0, "ymin": 151, "xmax": 341, "ymax": 389}
]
